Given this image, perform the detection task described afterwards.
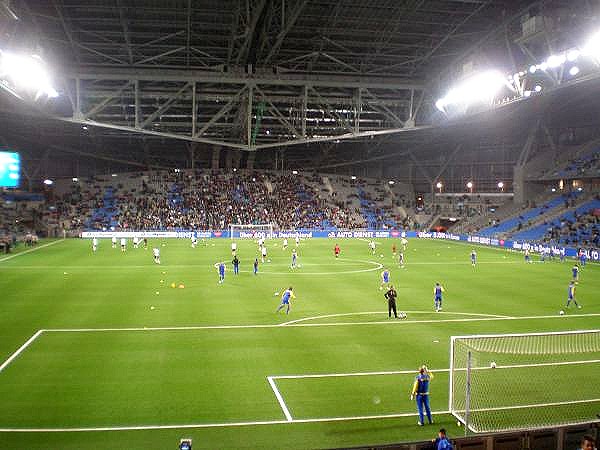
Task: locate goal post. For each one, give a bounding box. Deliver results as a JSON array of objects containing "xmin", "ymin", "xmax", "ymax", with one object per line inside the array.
[
  {"xmin": 449, "ymin": 330, "xmax": 600, "ymax": 434},
  {"xmin": 229, "ymin": 223, "xmax": 274, "ymax": 239}
]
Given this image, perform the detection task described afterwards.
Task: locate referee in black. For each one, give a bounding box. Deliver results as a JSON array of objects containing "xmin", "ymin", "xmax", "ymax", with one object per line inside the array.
[{"xmin": 384, "ymin": 284, "xmax": 398, "ymax": 318}]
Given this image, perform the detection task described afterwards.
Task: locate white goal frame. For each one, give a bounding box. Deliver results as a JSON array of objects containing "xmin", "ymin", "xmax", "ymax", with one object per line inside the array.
[
  {"xmin": 449, "ymin": 329, "xmax": 600, "ymax": 434},
  {"xmin": 229, "ymin": 223, "xmax": 274, "ymax": 239}
]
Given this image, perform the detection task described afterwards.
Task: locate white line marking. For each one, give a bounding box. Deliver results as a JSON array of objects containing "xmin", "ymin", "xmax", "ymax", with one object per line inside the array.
[
  {"xmin": 267, "ymin": 377, "xmax": 293, "ymax": 422},
  {"xmin": 40, "ymin": 312, "xmax": 600, "ymax": 333},
  {"xmin": 271, "ymin": 358, "xmax": 600, "ymax": 380},
  {"xmin": 0, "ymin": 240, "xmax": 64, "ymax": 263},
  {"xmin": 272, "ymin": 368, "xmax": 450, "ymax": 380},
  {"xmin": 279, "ymin": 311, "xmax": 509, "ymax": 326},
  {"xmin": 0, "ymin": 330, "xmax": 44, "ymax": 373},
  {"xmin": 0, "ymin": 410, "xmax": 453, "ymax": 432}
]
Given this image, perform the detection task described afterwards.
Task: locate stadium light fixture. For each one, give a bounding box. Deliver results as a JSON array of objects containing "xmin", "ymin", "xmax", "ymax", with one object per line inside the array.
[
  {"xmin": 583, "ymin": 31, "xmax": 600, "ymax": 58},
  {"xmin": 388, "ymin": 180, "xmax": 395, "ymax": 185},
  {"xmin": 0, "ymin": 51, "xmax": 58, "ymax": 98},
  {"xmin": 578, "ymin": 186, "xmax": 583, "ymax": 192},
  {"xmin": 546, "ymin": 54, "xmax": 566, "ymax": 68},
  {"xmin": 43, "ymin": 179, "xmax": 53, "ymax": 185},
  {"xmin": 567, "ymin": 49, "xmax": 580, "ymax": 62},
  {"xmin": 569, "ymin": 66, "xmax": 580, "ymax": 76},
  {"xmin": 111, "ymin": 173, "xmax": 117, "ymax": 177},
  {"xmin": 466, "ymin": 181, "xmax": 473, "ymax": 193},
  {"xmin": 497, "ymin": 181, "xmax": 504, "ymax": 191},
  {"xmin": 534, "ymin": 84, "xmax": 542, "ymax": 93},
  {"xmin": 292, "ymin": 170, "xmax": 298, "ymax": 175},
  {"xmin": 435, "ymin": 70, "xmax": 509, "ymax": 112},
  {"xmin": 265, "ymin": 130, "xmax": 271, "ymax": 135},
  {"xmin": 72, "ymin": 177, "xmax": 78, "ymax": 182},
  {"xmin": 529, "ymin": 65, "xmax": 537, "ymax": 74},
  {"xmin": 233, "ymin": 168, "xmax": 237, "ymax": 172},
  {"xmin": 351, "ymin": 175, "xmax": 357, "ymax": 180}
]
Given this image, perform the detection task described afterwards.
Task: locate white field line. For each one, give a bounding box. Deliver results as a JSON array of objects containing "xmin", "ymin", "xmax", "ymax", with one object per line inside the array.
[
  {"xmin": 267, "ymin": 377, "xmax": 293, "ymax": 422},
  {"xmin": 271, "ymin": 358, "xmax": 600, "ymax": 380},
  {"xmin": 279, "ymin": 311, "xmax": 510, "ymax": 326},
  {"xmin": 0, "ymin": 410, "xmax": 453, "ymax": 433},
  {"xmin": 41, "ymin": 312, "xmax": 600, "ymax": 333},
  {"xmin": 0, "ymin": 330, "xmax": 44, "ymax": 373},
  {"xmin": 1, "ymin": 261, "xmax": 544, "ymax": 270},
  {"xmin": 0, "ymin": 240, "xmax": 64, "ymax": 263}
]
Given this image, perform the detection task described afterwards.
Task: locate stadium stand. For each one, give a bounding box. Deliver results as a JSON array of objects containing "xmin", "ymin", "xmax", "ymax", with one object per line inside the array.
[{"xmin": 6, "ymin": 170, "xmax": 423, "ymax": 236}]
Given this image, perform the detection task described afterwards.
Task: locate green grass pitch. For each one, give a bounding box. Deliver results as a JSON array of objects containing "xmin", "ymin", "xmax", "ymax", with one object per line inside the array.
[{"xmin": 0, "ymin": 237, "xmax": 598, "ymax": 449}]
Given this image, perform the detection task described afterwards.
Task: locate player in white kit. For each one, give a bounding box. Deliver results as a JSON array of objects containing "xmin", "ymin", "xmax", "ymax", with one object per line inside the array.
[
  {"xmin": 133, "ymin": 236, "xmax": 139, "ymax": 249},
  {"xmin": 295, "ymin": 236, "xmax": 300, "ymax": 247},
  {"xmin": 283, "ymin": 238, "xmax": 288, "ymax": 250},
  {"xmin": 261, "ymin": 245, "xmax": 268, "ymax": 263},
  {"xmin": 111, "ymin": 236, "xmax": 117, "ymax": 248},
  {"xmin": 92, "ymin": 237, "xmax": 98, "ymax": 252},
  {"xmin": 191, "ymin": 235, "xmax": 197, "ymax": 248},
  {"xmin": 153, "ymin": 247, "xmax": 160, "ymax": 264},
  {"xmin": 231, "ymin": 241, "xmax": 237, "ymax": 255},
  {"xmin": 120, "ymin": 238, "xmax": 126, "ymax": 252}
]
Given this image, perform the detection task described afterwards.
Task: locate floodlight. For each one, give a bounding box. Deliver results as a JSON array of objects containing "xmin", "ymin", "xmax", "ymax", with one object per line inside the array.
[
  {"xmin": 43, "ymin": 179, "xmax": 53, "ymax": 185},
  {"xmin": 351, "ymin": 175, "xmax": 357, "ymax": 180},
  {"xmin": 436, "ymin": 182, "xmax": 443, "ymax": 189},
  {"xmin": 435, "ymin": 70, "xmax": 508, "ymax": 112},
  {"xmin": 529, "ymin": 65, "xmax": 537, "ymax": 74},
  {"xmin": 569, "ymin": 66, "xmax": 580, "ymax": 76},
  {"xmin": 466, "ymin": 181, "xmax": 473, "ymax": 189},
  {"xmin": 567, "ymin": 49, "xmax": 580, "ymax": 62},
  {"xmin": 534, "ymin": 85, "xmax": 542, "ymax": 92},
  {"xmin": 388, "ymin": 180, "xmax": 395, "ymax": 185},
  {"xmin": 111, "ymin": 173, "xmax": 117, "ymax": 177},
  {"xmin": 72, "ymin": 177, "xmax": 78, "ymax": 182},
  {"xmin": 583, "ymin": 31, "xmax": 600, "ymax": 57},
  {"xmin": 497, "ymin": 181, "xmax": 504, "ymax": 189},
  {"xmin": 546, "ymin": 54, "xmax": 566, "ymax": 68},
  {"xmin": 292, "ymin": 170, "xmax": 298, "ymax": 175},
  {"xmin": 233, "ymin": 168, "xmax": 237, "ymax": 172},
  {"xmin": 551, "ymin": 187, "xmax": 556, "ymax": 192},
  {"xmin": 524, "ymin": 90, "xmax": 532, "ymax": 97},
  {"xmin": 265, "ymin": 130, "xmax": 270, "ymax": 135},
  {"xmin": 539, "ymin": 62, "xmax": 548, "ymax": 71},
  {"xmin": 0, "ymin": 51, "xmax": 58, "ymax": 98},
  {"xmin": 578, "ymin": 186, "xmax": 583, "ymax": 192}
]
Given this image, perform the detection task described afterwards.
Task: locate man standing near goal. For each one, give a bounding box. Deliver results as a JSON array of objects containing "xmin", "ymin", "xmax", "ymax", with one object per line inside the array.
[{"xmin": 411, "ymin": 365, "xmax": 434, "ymax": 426}]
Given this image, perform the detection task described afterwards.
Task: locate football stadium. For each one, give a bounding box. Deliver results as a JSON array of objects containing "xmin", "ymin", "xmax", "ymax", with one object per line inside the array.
[{"xmin": 1, "ymin": 1, "xmax": 600, "ymax": 449}]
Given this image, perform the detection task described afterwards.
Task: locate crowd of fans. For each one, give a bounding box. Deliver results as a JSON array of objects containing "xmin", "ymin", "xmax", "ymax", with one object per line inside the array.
[
  {"xmin": 27, "ymin": 170, "xmax": 412, "ymax": 233},
  {"xmin": 542, "ymin": 206, "xmax": 600, "ymax": 249}
]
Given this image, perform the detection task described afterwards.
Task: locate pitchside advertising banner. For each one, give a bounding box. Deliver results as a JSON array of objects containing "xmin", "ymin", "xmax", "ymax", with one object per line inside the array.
[{"xmin": 80, "ymin": 229, "xmax": 600, "ymax": 261}]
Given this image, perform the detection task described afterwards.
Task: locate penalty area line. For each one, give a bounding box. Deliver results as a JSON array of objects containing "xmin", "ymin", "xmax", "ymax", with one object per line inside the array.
[
  {"xmin": 0, "ymin": 330, "xmax": 45, "ymax": 373},
  {"xmin": 267, "ymin": 377, "xmax": 293, "ymax": 422}
]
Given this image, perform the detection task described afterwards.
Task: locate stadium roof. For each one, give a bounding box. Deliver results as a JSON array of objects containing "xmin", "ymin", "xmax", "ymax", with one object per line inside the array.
[{"xmin": 0, "ymin": 0, "xmax": 598, "ymax": 176}]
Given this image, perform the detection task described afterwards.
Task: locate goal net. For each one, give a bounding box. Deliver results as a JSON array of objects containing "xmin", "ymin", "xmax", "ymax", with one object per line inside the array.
[
  {"xmin": 449, "ymin": 330, "xmax": 600, "ymax": 434},
  {"xmin": 229, "ymin": 224, "xmax": 274, "ymax": 239}
]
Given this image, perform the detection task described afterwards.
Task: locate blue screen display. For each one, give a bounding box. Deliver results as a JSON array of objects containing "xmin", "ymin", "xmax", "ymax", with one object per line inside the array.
[{"xmin": 0, "ymin": 152, "xmax": 20, "ymax": 188}]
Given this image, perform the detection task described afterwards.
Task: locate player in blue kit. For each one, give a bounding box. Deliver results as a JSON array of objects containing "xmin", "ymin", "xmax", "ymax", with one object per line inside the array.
[
  {"xmin": 276, "ymin": 287, "xmax": 295, "ymax": 314},
  {"xmin": 291, "ymin": 248, "xmax": 298, "ymax": 269},
  {"xmin": 380, "ymin": 268, "xmax": 390, "ymax": 290},
  {"xmin": 411, "ymin": 365, "xmax": 434, "ymax": 426},
  {"xmin": 434, "ymin": 282, "xmax": 445, "ymax": 312},
  {"xmin": 572, "ymin": 264, "xmax": 579, "ymax": 281},
  {"xmin": 579, "ymin": 250, "xmax": 587, "ymax": 267},
  {"xmin": 566, "ymin": 281, "xmax": 582, "ymax": 309},
  {"xmin": 470, "ymin": 249, "xmax": 477, "ymax": 267},
  {"xmin": 253, "ymin": 258, "xmax": 259, "ymax": 275},
  {"xmin": 216, "ymin": 262, "xmax": 225, "ymax": 284}
]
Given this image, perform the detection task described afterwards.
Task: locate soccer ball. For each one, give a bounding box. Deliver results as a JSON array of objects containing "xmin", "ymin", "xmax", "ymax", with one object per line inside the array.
[
  {"xmin": 559, "ymin": 310, "xmax": 565, "ymax": 316},
  {"xmin": 399, "ymin": 312, "xmax": 407, "ymax": 319},
  {"xmin": 490, "ymin": 361, "xmax": 496, "ymax": 369}
]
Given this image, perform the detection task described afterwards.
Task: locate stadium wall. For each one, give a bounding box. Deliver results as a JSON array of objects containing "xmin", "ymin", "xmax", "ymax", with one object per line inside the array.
[{"xmin": 80, "ymin": 230, "xmax": 600, "ymax": 261}]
